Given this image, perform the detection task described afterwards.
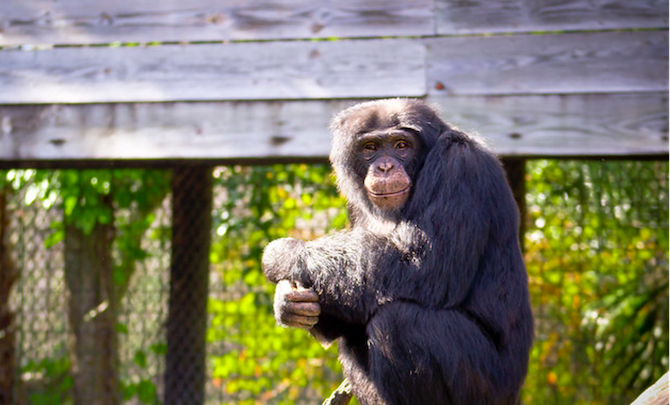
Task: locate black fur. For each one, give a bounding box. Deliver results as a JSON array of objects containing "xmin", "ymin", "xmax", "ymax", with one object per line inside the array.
[{"xmin": 263, "ymin": 99, "xmax": 533, "ymax": 405}]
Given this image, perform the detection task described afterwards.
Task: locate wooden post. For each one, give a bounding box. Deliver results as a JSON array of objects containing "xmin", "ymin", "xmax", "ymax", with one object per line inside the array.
[
  {"xmin": 0, "ymin": 185, "xmax": 17, "ymax": 405},
  {"xmin": 501, "ymin": 157, "xmax": 527, "ymax": 251},
  {"xmin": 165, "ymin": 166, "xmax": 212, "ymax": 405}
]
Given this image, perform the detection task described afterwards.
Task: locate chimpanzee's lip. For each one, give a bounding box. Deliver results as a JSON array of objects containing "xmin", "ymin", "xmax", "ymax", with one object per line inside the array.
[{"xmin": 367, "ymin": 186, "xmax": 411, "ymax": 198}]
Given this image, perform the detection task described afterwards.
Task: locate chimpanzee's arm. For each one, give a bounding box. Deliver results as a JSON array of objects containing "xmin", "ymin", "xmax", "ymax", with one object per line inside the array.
[{"xmin": 262, "ymin": 229, "xmax": 383, "ymax": 331}]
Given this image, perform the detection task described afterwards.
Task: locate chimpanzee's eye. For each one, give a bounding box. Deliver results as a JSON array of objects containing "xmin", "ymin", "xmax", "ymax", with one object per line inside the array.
[
  {"xmin": 395, "ymin": 141, "xmax": 409, "ymax": 149},
  {"xmin": 364, "ymin": 143, "xmax": 377, "ymax": 151}
]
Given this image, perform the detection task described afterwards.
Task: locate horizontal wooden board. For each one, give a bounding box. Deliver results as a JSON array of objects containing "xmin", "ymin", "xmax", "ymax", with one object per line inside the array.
[
  {"xmin": 0, "ymin": 94, "xmax": 665, "ymax": 163},
  {"xmin": 436, "ymin": 0, "xmax": 668, "ymax": 35},
  {"xmin": 433, "ymin": 93, "xmax": 668, "ymax": 156},
  {"xmin": 0, "ymin": 100, "xmax": 351, "ymax": 161},
  {"xmin": 427, "ymin": 31, "xmax": 668, "ymax": 96},
  {"xmin": 0, "ymin": 0, "xmax": 434, "ymax": 46},
  {"xmin": 1, "ymin": 0, "xmax": 666, "ymax": 46},
  {"xmin": 0, "ymin": 39, "xmax": 425, "ymax": 103},
  {"xmin": 1, "ymin": 31, "xmax": 665, "ymax": 104}
]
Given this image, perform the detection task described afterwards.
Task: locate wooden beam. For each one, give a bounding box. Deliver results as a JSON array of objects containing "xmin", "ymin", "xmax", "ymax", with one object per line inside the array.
[
  {"xmin": 427, "ymin": 31, "xmax": 668, "ymax": 96},
  {"xmin": 500, "ymin": 157, "xmax": 526, "ymax": 250},
  {"xmin": 0, "ymin": 94, "xmax": 666, "ymax": 163},
  {"xmin": 166, "ymin": 166, "xmax": 212, "ymax": 405},
  {"xmin": 0, "ymin": 100, "xmax": 350, "ymax": 160},
  {"xmin": 433, "ymin": 93, "xmax": 669, "ymax": 157},
  {"xmin": 436, "ymin": 0, "xmax": 668, "ymax": 35},
  {"xmin": 1, "ymin": 0, "xmax": 667, "ymax": 47},
  {"xmin": 0, "ymin": 39, "xmax": 426, "ymax": 103},
  {"xmin": 0, "ymin": 0, "xmax": 435, "ymax": 46},
  {"xmin": 1, "ymin": 31, "xmax": 665, "ymax": 104}
]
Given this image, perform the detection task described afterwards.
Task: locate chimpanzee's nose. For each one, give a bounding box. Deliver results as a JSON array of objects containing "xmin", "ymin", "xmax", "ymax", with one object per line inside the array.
[{"xmin": 378, "ymin": 159, "xmax": 394, "ymax": 173}]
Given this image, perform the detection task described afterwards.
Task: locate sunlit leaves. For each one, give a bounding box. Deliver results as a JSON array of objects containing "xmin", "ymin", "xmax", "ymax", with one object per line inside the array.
[
  {"xmin": 523, "ymin": 160, "xmax": 668, "ymax": 405},
  {"xmin": 3, "ymin": 167, "xmax": 170, "ymax": 405},
  {"xmin": 5, "ymin": 158, "xmax": 664, "ymax": 404},
  {"xmin": 20, "ymin": 349, "xmax": 72, "ymax": 405},
  {"xmin": 208, "ymin": 164, "xmax": 346, "ymax": 402},
  {"xmin": 123, "ymin": 379, "xmax": 158, "ymax": 404}
]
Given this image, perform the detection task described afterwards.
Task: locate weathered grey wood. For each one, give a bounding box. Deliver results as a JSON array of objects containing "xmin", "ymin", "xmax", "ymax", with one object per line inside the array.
[
  {"xmin": 427, "ymin": 31, "xmax": 668, "ymax": 96},
  {"xmin": 432, "ymin": 93, "xmax": 668, "ymax": 156},
  {"xmin": 0, "ymin": 94, "xmax": 666, "ymax": 162},
  {"xmin": 0, "ymin": 101, "xmax": 351, "ymax": 160},
  {"xmin": 0, "ymin": 39, "xmax": 425, "ymax": 103},
  {"xmin": 630, "ymin": 373, "xmax": 668, "ymax": 405},
  {"xmin": 436, "ymin": 0, "xmax": 668, "ymax": 35},
  {"xmin": 1, "ymin": 0, "xmax": 666, "ymax": 46},
  {"xmin": 1, "ymin": 31, "xmax": 665, "ymax": 104},
  {"xmin": 0, "ymin": 0, "xmax": 434, "ymax": 46}
]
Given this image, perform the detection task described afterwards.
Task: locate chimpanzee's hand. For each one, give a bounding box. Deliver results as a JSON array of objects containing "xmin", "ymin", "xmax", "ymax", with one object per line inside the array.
[{"xmin": 274, "ymin": 280, "xmax": 320, "ymax": 329}]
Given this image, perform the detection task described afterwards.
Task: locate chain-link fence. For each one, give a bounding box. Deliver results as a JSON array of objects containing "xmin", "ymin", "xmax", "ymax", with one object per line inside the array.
[{"xmin": 0, "ymin": 159, "xmax": 667, "ymax": 405}]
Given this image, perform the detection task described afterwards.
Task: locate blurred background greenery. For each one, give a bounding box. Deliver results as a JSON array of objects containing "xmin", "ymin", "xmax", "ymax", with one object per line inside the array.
[{"xmin": 0, "ymin": 159, "xmax": 667, "ymax": 405}]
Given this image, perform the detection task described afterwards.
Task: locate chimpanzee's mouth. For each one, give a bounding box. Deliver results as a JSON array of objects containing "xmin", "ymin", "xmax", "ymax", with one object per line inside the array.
[{"xmin": 367, "ymin": 186, "xmax": 411, "ymax": 198}]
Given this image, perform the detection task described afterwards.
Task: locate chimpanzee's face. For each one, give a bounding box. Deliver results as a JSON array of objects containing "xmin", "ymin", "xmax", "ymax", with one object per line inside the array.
[{"xmin": 356, "ymin": 127, "xmax": 419, "ymax": 211}]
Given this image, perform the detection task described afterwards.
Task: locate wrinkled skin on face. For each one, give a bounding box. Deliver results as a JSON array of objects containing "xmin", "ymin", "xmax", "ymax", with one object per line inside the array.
[
  {"xmin": 329, "ymin": 99, "xmax": 442, "ymax": 221},
  {"xmin": 359, "ymin": 131, "xmax": 417, "ymax": 211}
]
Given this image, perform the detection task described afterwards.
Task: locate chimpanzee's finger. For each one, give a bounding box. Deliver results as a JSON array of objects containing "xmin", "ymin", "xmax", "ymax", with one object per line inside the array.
[
  {"xmin": 280, "ymin": 313, "xmax": 319, "ymax": 329},
  {"xmin": 286, "ymin": 289, "xmax": 319, "ymax": 302},
  {"xmin": 286, "ymin": 301, "xmax": 320, "ymax": 317}
]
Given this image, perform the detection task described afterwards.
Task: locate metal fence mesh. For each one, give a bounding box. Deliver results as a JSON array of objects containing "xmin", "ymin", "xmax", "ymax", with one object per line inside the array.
[{"xmin": 0, "ymin": 159, "xmax": 667, "ymax": 405}]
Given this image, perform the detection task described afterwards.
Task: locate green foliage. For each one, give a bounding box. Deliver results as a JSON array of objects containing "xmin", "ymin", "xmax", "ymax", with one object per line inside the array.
[
  {"xmin": 208, "ymin": 164, "xmax": 347, "ymax": 404},
  {"xmin": 523, "ymin": 160, "xmax": 668, "ymax": 405},
  {"xmin": 4, "ymin": 168, "xmax": 169, "ymax": 405},
  {"xmin": 22, "ymin": 351, "xmax": 73, "ymax": 405},
  {"xmin": 4, "ymin": 159, "xmax": 666, "ymax": 405},
  {"xmin": 123, "ymin": 379, "xmax": 159, "ymax": 404}
]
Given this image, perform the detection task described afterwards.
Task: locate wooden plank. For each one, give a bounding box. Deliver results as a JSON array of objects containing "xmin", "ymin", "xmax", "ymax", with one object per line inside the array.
[
  {"xmin": 427, "ymin": 31, "xmax": 668, "ymax": 96},
  {"xmin": 436, "ymin": 0, "xmax": 668, "ymax": 35},
  {"xmin": 0, "ymin": 0, "xmax": 434, "ymax": 46},
  {"xmin": 429, "ymin": 93, "xmax": 668, "ymax": 156},
  {"xmin": 2, "ymin": 31, "xmax": 663, "ymax": 104},
  {"xmin": 0, "ymin": 94, "xmax": 666, "ymax": 162},
  {"xmin": 0, "ymin": 39, "xmax": 425, "ymax": 103},
  {"xmin": 0, "ymin": 101, "xmax": 351, "ymax": 160}
]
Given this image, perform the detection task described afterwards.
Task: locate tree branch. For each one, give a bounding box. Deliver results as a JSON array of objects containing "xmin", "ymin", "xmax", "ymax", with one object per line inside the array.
[{"xmin": 322, "ymin": 379, "xmax": 353, "ymax": 405}]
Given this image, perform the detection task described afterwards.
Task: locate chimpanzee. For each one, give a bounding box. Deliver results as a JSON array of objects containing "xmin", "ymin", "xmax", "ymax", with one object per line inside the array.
[{"xmin": 262, "ymin": 98, "xmax": 533, "ymax": 405}]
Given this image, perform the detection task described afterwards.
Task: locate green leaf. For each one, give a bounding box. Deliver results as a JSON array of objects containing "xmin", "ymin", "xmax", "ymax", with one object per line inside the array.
[
  {"xmin": 150, "ymin": 343, "xmax": 167, "ymax": 355},
  {"xmin": 44, "ymin": 229, "xmax": 64, "ymax": 249},
  {"xmin": 123, "ymin": 382, "xmax": 137, "ymax": 400},
  {"xmin": 64, "ymin": 195, "xmax": 78, "ymax": 216},
  {"xmin": 134, "ymin": 350, "xmax": 148, "ymax": 368},
  {"xmin": 137, "ymin": 380, "xmax": 156, "ymax": 403},
  {"xmin": 116, "ymin": 323, "xmax": 129, "ymax": 334},
  {"xmin": 112, "ymin": 267, "xmax": 128, "ymax": 286}
]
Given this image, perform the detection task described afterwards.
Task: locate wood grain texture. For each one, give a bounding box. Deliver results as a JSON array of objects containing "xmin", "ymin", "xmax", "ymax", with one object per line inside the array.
[
  {"xmin": 427, "ymin": 31, "xmax": 668, "ymax": 96},
  {"xmin": 0, "ymin": 100, "xmax": 352, "ymax": 160},
  {"xmin": 436, "ymin": 0, "xmax": 668, "ymax": 35},
  {"xmin": 432, "ymin": 93, "xmax": 668, "ymax": 156},
  {"xmin": 0, "ymin": 0, "xmax": 434, "ymax": 46},
  {"xmin": 1, "ymin": 0, "xmax": 666, "ymax": 46},
  {"xmin": 0, "ymin": 94, "xmax": 665, "ymax": 162},
  {"xmin": 2, "ymin": 31, "xmax": 665, "ymax": 104},
  {"xmin": 0, "ymin": 39, "xmax": 425, "ymax": 103}
]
